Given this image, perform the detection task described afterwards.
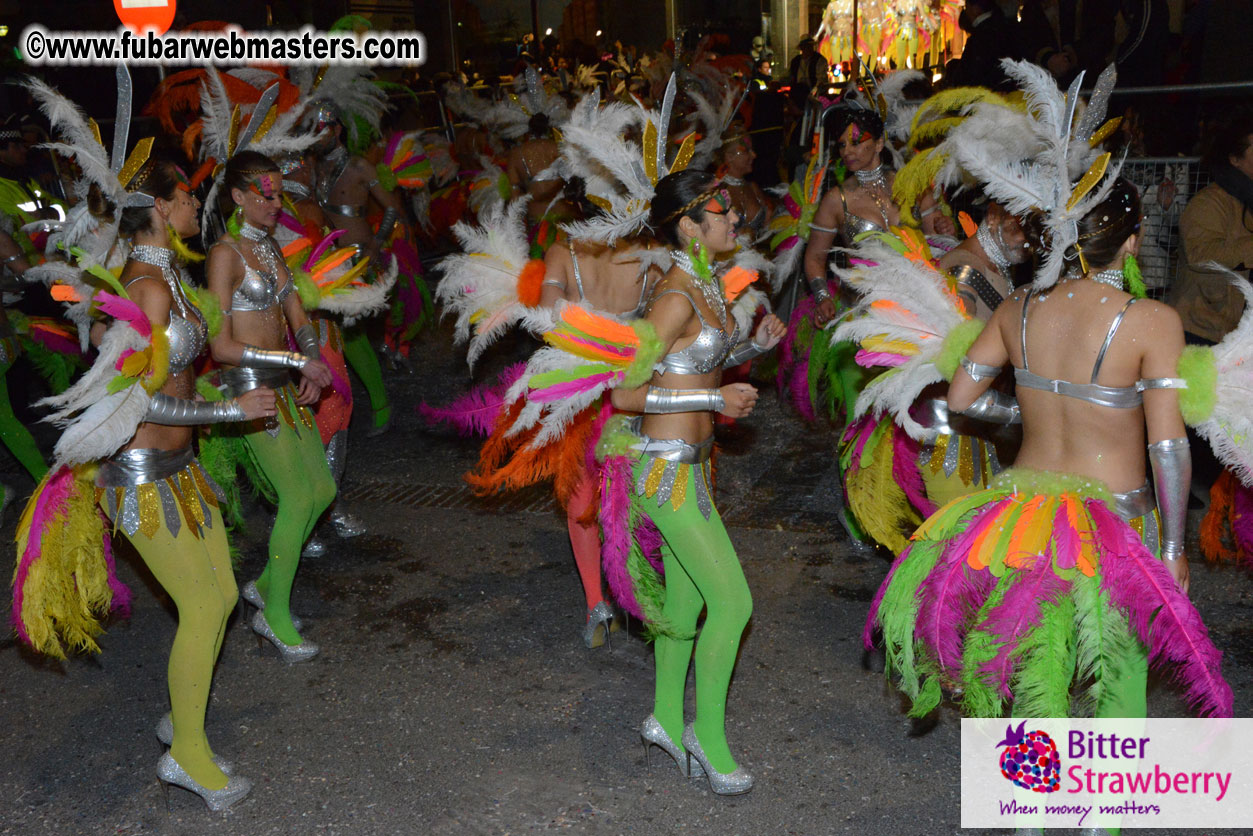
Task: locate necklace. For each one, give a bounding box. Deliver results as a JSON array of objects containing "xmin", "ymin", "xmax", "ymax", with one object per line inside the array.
[
  {"xmin": 975, "ymin": 221, "xmax": 1012, "ymax": 276},
  {"xmin": 721, "ymin": 175, "xmax": 744, "ymax": 187},
  {"xmin": 671, "ymin": 248, "xmax": 726, "ymax": 319},
  {"xmin": 130, "ymin": 244, "xmax": 197, "ymax": 322},
  {"xmin": 853, "ymin": 164, "xmax": 891, "ymax": 228},
  {"xmin": 1091, "ymin": 269, "xmax": 1125, "ymax": 290},
  {"xmin": 239, "ymin": 221, "xmax": 280, "ymax": 282}
]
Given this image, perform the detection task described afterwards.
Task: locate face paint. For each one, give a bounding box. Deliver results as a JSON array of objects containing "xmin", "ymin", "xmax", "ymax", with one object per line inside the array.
[
  {"xmin": 173, "ymin": 166, "xmax": 192, "ymax": 193},
  {"xmin": 247, "ymin": 173, "xmax": 280, "ymax": 200},
  {"xmin": 703, "ymin": 188, "xmax": 733, "ymax": 215}
]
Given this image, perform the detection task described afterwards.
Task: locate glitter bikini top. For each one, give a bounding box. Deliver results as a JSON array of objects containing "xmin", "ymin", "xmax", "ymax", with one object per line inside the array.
[
  {"xmin": 126, "ymin": 245, "xmax": 206, "ymax": 376},
  {"xmin": 225, "ymin": 238, "xmax": 294, "ymax": 313},
  {"xmin": 839, "ymin": 188, "xmax": 886, "ymax": 242},
  {"xmin": 651, "ymin": 289, "xmax": 739, "ymax": 375}
]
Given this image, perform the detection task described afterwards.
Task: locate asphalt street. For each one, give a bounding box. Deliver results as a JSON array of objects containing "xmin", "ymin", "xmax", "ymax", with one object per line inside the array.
[{"xmin": 1, "ymin": 323, "xmax": 1251, "ymax": 835}]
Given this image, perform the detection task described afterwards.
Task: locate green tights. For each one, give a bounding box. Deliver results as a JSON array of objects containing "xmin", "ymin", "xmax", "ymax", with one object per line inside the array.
[
  {"xmin": 342, "ymin": 325, "xmax": 390, "ymax": 428},
  {"xmin": 244, "ymin": 393, "xmax": 337, "ymax": 646},
  {"xmin": 632, "ymin": 457, "xmax": 753, "ymax": 774},
  {"xmin": 123, "ymin": 503, "xmax": 235, "ymax": 791}
]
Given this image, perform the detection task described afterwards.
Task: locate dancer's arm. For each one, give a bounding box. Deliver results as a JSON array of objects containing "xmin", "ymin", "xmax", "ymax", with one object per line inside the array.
[
  {"xmin": 804, "ymin": 189, "xmax": 841, "ymax": 326},
  {"xmin": 279, "ymin": 259, "xmax": 334, "ymax": 404},
  {"xmin": 947, "ymin": 304, "xmax": 1011, "ymax": 413},
  {"xmin": 539, "ymin": 243, "xmax": 572, "ymax": 307}
]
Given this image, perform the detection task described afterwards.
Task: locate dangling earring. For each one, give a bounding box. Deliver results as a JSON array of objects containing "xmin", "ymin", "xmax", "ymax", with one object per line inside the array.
[
  {"xmin": 1122, "ymin": 252, "xmax": 1146, "ymax": 299},
  {"xmin": 166, "ymin": 223, "xmax": 205, "ymax": 264},
  {"xmin": 687, "ymin": 237, "xmax": 712, "ymax": 280},
  {"xmin": 227, "ymin": 205, "xmax": 243, "ymax": 238}
]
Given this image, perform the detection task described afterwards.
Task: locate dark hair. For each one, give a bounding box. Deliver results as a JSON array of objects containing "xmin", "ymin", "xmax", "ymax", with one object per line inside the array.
[
  {"xmin": 649, "ymin": 168, "xmax": 717, "ymax": 246},
  {"xmin": 527, "ymin": 112, "xmax": 551, "ymax": 139},
  {"xmin": 219, "ymin": 150, "xmax": 280, "ymax": 215},
  {"xmin": 1030, "ymin": 177, "xmax": 1141, "ymax": 274},
  {"xmin": 833, "ymin": 107, "xmax": 885, "ymax": 143},
  {"xmin": 1204, "ymin": 111, "xmax": 1253, "ymax": 170},
  {"xmin": 118, "ymin": 157, "xmax": 184, "ymax": 237}
]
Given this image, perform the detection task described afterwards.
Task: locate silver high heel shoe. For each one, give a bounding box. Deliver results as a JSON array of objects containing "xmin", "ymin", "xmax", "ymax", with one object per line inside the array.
[
  {"xmin": 239, "ymin": 581, "xmax": 302, "ymax": 630},
  {"xmin": 301, "ymin": 534, "xmax": 327, "ymax": 558},
  {"xmin": 154, "ymin": 714, "xmax": 234, "ymax": 775},
  {"xmin": 640, "ymin": 715, "xmax": 704, "ymax": 778},
  {"xmin": 250, "ymin": 610, "xmax": 319, "ymax": 663},
  {"xmin": 329, "ymin": 507, "xmax": 366, "ymax": 538},
  {"xmin": 582, "ymin": 601, "xmax": 615, "ymax": 649},
  {"xmin": 682, "ymin": 724, "xmax": 754, "ymax": 795},
  {"xmin": 156, "ymin": 751, "xmax": 252, "ymax": 812}
]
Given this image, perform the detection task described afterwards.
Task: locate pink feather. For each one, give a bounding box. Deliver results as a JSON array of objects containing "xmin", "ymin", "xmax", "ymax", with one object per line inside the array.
[
  {"xmin": 277, "ymin": 211, "xmax": 305, "ymax": 235},
  {"xmin": 637, "ymin": 515, "xmax": 665, "ymax": 574},
  {"xmin": 891, "ymin": 425, "xmax": 935, "ymax": 516},
  {"xmin": 99, "ymin": 510, "xmax": 130, "ymax": 617},
  {"xmin": 915, "ymin": 540, "xmax": 996, "ymax": 679},
  {"xmin": 843, "ymin": 414, "xmax": 878, "ymax": 464},
  {"xmin": 1231, "ymin": 481, "xmax": 1253, "ymax": 564},
  {"xmin": 308, "ymin": 228, "xmax": 345, "ymax": 266},
  {"xmin": 865, "ymin": 545, "xmax": 913, "ymax": 648},
  {"xmin": 1051, "ymin": 503, "xmax": 1080, "ymax": 572},
  {"xmin": 418, "ymin": 363, "xmax": 526, "ymax": 438},
  {"xmin": 975, "ymin": 557, "xmax": 1073, "ymax": 699},
  {"xmin": 95, "ymin": 293, "xmax": 150, "ymax": 338},
  {"xmin": 599, "ymin": 455, "xmax": 644, "ymax": 619},
  {"xmin": 1091, "ymin": 501, "xmax": 1234, "ymax": 717},
  {"xmin": 529, "ymin": 371, "xmax": 621, "ymax": 402},
  {"xmin": 855, "ymin": 349, "xmax": 909, "ymax": 368},
  {"xmin": 384, "ymin": 130, "xmax": 402, "ymax": 161}
]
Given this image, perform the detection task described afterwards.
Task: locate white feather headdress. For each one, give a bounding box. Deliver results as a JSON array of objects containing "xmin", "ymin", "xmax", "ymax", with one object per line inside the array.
[{"xmin": 290, "ymin": 64, "xmax": 389, "ymax": 152}]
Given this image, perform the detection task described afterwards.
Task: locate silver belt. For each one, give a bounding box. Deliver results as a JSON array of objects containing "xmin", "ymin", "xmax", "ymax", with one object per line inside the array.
[
  {"xmin": 1112, "ymin": 481, "xmax": 1155, "ymax": 521},
  {"xmin": 324, "ymin": 203, "xmax": 366, "ymax": 218},
  {"xmin": 628, "ymin": 417, "xmax": 714, "ymax": 464},
  {"xmin": 222, "ymin": 365, "xmax": 291, "ymax": 396},
  {"xmin": 98, "ymin": 446, "xmax": 195, "ymax": 487}
]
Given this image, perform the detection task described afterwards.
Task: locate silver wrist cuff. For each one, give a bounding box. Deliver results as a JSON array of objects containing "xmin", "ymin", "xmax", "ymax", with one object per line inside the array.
[
  {"xmin": 643, "ymin": 386, "xmax": 725, "ymax": 414},
  {"xmin": 294, "ymin": 323, "xmax": 320, "ymax": 360},
  {"xmin": 723, "ymin": 338, "xmax": 768, "ymax": 367},
  {"xmin": 374, "ymin": 207, "xmax": 399, "ymax": 244},
  {"xmin": 957, "ymin": 389, "xmax": 1021, "ymax": 424},
  {"xmin": 1148, "ymin": 437, "xmax": 1190, "ymax": 562},
  {"xmin": 960, "ymin": 355, "xmax": 1002, "ymax": 383},
  {"xmin": 241, "ymin": 345, "xmax": 309, "ymax": 370},
  {"xmin": 144, "ymin": 392, "xmax": 246, "ymax": 425},
  {"xmin": 806, "ymin": 276, "xmax": 831, "ymax": 302}
]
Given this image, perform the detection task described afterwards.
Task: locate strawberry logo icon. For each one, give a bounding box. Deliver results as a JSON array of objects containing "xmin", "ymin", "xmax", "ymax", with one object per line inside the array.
[{"xmin": 995, "ymin": 721, "xmax": 1061, "ymax": 793}]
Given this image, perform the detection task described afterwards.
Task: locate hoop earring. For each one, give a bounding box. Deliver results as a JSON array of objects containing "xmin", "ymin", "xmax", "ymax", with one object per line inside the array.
[{"xmin": 1122, "ymin": 252, "xmax": 1146, "ymax": 299}]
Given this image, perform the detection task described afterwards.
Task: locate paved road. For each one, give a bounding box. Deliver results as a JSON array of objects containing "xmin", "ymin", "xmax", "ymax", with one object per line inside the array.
[{"xmin": 1, "ymin": 325, "xmax": 1250, "ymax": 835}]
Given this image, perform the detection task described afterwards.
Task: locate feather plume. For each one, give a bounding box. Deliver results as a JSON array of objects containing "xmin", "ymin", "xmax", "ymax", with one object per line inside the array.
[{"xmin": 418, "ymin": 363, "xmax": 525, "ymax": 438}]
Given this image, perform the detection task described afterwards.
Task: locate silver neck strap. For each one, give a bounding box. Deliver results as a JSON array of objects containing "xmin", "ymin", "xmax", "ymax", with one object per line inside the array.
[
  {"xmin": 1091, "ymin": 269, "xmax": 1125, "ymax": 290},
  {"xmin": 975, "ymin": 221, "xmax": 1012, "ymax": 276},
  {"xmin": 239, "ymin": 222, "xmax": 268, "ymax": 242},
  {"xmin": 853, "ymin": 164, "xmax": 887, "ymax": 189}
]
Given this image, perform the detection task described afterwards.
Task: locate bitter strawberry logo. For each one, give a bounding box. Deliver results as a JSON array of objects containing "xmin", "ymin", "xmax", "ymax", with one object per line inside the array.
[
  {"xmin": 113, "ymin": 0, "xmax": 177, "ymax": 36},
  {"xmin": 996, "ymin": 721, "xmax": 1061, "ymax": 793}
]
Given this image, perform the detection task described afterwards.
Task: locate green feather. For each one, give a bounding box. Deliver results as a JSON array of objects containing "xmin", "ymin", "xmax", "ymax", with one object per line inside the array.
[
  {"xmin": 908, "ymin": 676, "xmax": 943, "ymax": 718},
  {"xmin": 595, "ymin": 417, "xmax": 638, "ymax": 461},
  {"xmin": 936, "ymin": 319, "xmax": 986, "ymax": 382},
  {"xmin": 1122, "ymin": 253, "xmax": 1147, "ymax": 299},
  {"xmin": 877, "ymin": 538, "xmax": 947, "ymax": 701},
  {"xmin": 290, "ymin": 267, "xmax": 322, "ymax": 311},
  {"xmin": 960, "ymin": 572, "xmax": 1014, "ymax": 717},
  {"xmin": 988, "ymin": 468, "xmax": 1114, "ymax": 506},
  {"xmin": 1176, "ymin": 345, "xmax": 1217, "ymax": 425},
  {"xmin": 623, "ymin": 319, "xmax": 662, "ymax": 388},
  {"xmin": 1010, "ymin": 594, "xmax": 1077, "ymax": 718},
  {"xmin": 375, "ymin": 162, "xmax": 398, "ymax": 193},
  {"xmin": 183, "ymin": 283, "xmax": 224, "ymax": 339},
  {"xmin": 530, "ymin": 362, "xmax": 616, "ymax": 389},
  {"xmin": 1071, "ymin": 570, "xmax": 1142, "ymax": 715},
  {"xmin": 20, "ymin": 336, "xmax": 77, "ymax": 394},
  {"xmin": 626, "ymin": 503, "xmax": 695, "ymax": 641}
]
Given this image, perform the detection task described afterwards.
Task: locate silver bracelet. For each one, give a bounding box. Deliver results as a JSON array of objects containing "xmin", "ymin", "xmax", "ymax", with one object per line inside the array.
[
  {"xmin": 241, "ymin": 345, "xmax": 308, "ymax": 370},
  {"xmin": 643, "ymin": 386, "xmax": 725, "ymax": 414},
  {"xmin": 294, "ymin": 323, "xmax": 320, "ymax": 360},
  {"xmin": 960, "ymin": 355, "xmax": 1002, "ymax": 383},
  {"xmin": 144, "ymin": 392, "xmax": 246, "ymax": 425},
  {"xmin": 807, "ymin": 276, "xmax": 831, "ymax": 302},
  {"xmin": 1148, "ymin": 437, "xmax": 1190, "ymax": 562},
  {"xmin": 374, "ymin": 207, "xmax": 399, "ymax": 245},
  {"xmin": 957, "ymin": 389, "xmax": 1021, "ymax": 424},
  {"xmin": 723, "ymin": 338, "xmax": 768, "ymax": 368}
]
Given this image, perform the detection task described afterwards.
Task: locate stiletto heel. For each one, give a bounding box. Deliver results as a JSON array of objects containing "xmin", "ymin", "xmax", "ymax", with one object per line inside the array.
[
  {"xmin": 681, "ymin": 724, "xmax": 753, "ymax": 795},
  {"xmin": 154, "ymin": 714, "xmax": 235, "ymax": 775},
  {"xmin": 639, "ymin": 715, "xmax": 703, "ymax": 778},
  {"xmin": 240, "ymin": 581, "xmax": 302, "ymax": 630},
  {"xmin": 250, "ymin": 610, "xmax": 319, "ymax": 662},
  {"xmin": 582, "ymin": 601, "xmax": 614, "ymax": 649},
  {"xmin": 156, "ymin": 752, "xmax": 252, "ymax": 812}
]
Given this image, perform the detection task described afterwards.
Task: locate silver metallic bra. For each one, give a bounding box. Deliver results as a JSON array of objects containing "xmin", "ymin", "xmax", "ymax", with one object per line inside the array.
[
  {"xmin": 566, "ymin": 242, "xmax": 652, "ymax": 320},
  {"xmin": 127, "ymin": 246, "xmax": 206, "ymax": 376},
  {"xmin": 224, "ymin": 240, "xmax": 294, "ymax": 313},
  {"xmin": 1014, "ymin": 288, "xmax": 1185, "ymax": 408},
  {"xmin": 652, "ymin": 288, "xmax": 740, "ymax": 375}
]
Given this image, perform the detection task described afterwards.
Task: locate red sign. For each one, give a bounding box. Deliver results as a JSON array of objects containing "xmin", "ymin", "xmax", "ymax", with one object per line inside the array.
[{"xmin": 113, "ymin": 0, "xmax": 177, "ymax": 36}]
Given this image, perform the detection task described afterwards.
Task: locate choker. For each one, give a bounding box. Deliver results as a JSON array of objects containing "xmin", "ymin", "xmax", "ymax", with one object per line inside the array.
[
  {"xmin": 853, "ymin": 164, "xmax": 887, "ymax": 190},
  {"xmin": 975, "ymin": 221, "xmax": 1012, "ymax": 275},
  {"xmin": 721, "ymin": 175, "xmax": 744, "ymax": 187},
  {"xmin": 1091, "ymin": 269, "xmax": 1125, "ymax": 290},
  {"xmin": 239, "ymin": 221, "xmax": 268, "ymax": 242},
  {"xmin": 130, "ymin": 244, "xmax": 173, "ymax": 270},
  {"xmin": 129, "ymin": 244, "xmax": 195, "ymax": 320},
  {"xmin": 671, "ymin": 248, "xmax": 725, "ymax": 316}
]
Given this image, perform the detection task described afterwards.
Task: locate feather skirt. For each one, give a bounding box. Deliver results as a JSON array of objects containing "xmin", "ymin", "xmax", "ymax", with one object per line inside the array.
[
  {"xmin": 866, "ymin": 467, "xmax": 1233, "ymax": 719},
  {"xmin": 839, "ymin": 413, "xmax": 934, "ymax": 554}
]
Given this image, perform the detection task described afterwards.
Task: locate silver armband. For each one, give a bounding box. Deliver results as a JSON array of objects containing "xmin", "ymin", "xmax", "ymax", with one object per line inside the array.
[
  {"xmin": 294, "ymin": 323, "xmax": 320, "ymax": 360},
  {"xmin": 144, "ymin": 392, "xmax": 246, "ymax": 426},
  {"xmin": 374, "ymin": 207, "xmax": 399, "ymax": 245},
  {"xmin": 957, "ymin": 389, "xmax": 1021, "ymax": 424},
  {"xmin": 723, "ymin": 338, "xmax": 768, "ymax": 368},
  {"xmin": 960, "ymin": 355, "xmax": 1002, "ymax": 383},
  {"xmin": 806, "ymin": 275, "xmax": 831, "ymax": 302},
  {"xmin": 643, "ymin": 386, "xmax": 725, "ymax": 414},
  {"xmin": 240, "ymin": 345, "xmax": 309, "ymax": 370},
  {"xmin": 1148, "ymin": 437, "xmax": 1190, "ymax": 562}
]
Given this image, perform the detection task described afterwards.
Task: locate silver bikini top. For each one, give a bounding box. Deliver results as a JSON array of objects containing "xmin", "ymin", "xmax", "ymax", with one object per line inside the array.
[
  {"xmin": 651, "ymin": 288, "xmax": 739, "ymax": 375},
  {"xmin": 1013, "ymin": 289, "xmax": 1184, "ymax": 408},
  {"xmin": 127, "ymin": 245, "xmax": 206, "ymax": 377},
  {"xmin": 568, "ymin": 242, "xmax": 653, "ymax": 321},
  {"xmin": 224, "ymin": 240, "xmax": 294, "ymax": 313}
]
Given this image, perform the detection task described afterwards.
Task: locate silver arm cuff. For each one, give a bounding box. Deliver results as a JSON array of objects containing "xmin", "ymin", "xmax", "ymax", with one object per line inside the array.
[
  {"xmin": 1148, "ymin": 437, "xmax": 1190, "ymax": 561},
  {"xmin": 643, "ymin": 386, "xmax": 725, "ymax": 414},
  {"xmin": 960, "ymin": 355, "xmax": 1002, "ymax": 383},
  {"xmin": 240, "ymin": 345, "xmax": 309, "ymax": 370},
  {"xmin": 374, "ymin": 207, "xmax": 399, "ymax": 245},
  {"xmin": 723, "ymin": 338, "xmax": 768, "ymax": 367},
  {"xmin": 806, "ymin": 275, "xmax": 831, "ymax": 302},
  {"xmin": 144, "ymin": 392, "xmax": 246, "ymax": 425},
  {"xmin": 957, "ymin": 389, "xmax": 1021, "ymax": 424},
  {"xmin": 294, "ymin": 323, "xmax": 320, "ymax": 360}
]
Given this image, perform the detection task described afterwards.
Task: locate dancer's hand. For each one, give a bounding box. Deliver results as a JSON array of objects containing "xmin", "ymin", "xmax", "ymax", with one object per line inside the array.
[
  {"xmin": 299, "ymin": 357, "xmax": 334, "ymax": 389},
  {"xmin": 295, "ymin": 377, "xmax": 323, "ymax": 405},
  {"xmin": 1166, "ymin": 554, "xmax": 1190, "ymax": 595},
  {"xmin": 932, "ymin": 213, "xmax": 956, "ymax": 236},
  {"xmin": 754, "ymin": 314, "xmax": 787, "ymax": 350},
  {"xmin": 236, "ymin": 387, "xmax": 278, "ymax": 420},
  {"xmin": 719, "ymin": 383, "xmax": 758, "ymax": 418},
  {"xmin": 813, "ymin": 297, "xmax": 837, "ymax": 327}
]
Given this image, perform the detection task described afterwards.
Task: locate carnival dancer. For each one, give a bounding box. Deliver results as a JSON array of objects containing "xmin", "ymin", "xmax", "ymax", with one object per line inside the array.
[
  {"xmin": 12, "ymin": 70, "xmax": 275, "ymax": 812},
  {"xmin": 206, "ymin": 150, "xmax": 336, "ymax": 660},
  {"xmin": 864, "ymin": 64, "xmax": 1233, "ymax": 742}
]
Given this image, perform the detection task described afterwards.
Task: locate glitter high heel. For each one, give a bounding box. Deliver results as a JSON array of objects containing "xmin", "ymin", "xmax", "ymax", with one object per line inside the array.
[
  {"xmin": 156, "ymin": 751, "xmax": 252, "ymax": 813},
  {"xmin": 239, "ymin": 580, "xmax": 302, "ymax": 630},
  {"xmin": 329, "ymin": 507, "xmax": 366, "ymax": 538},
  {"xmin": 581, "ymin": 601, "xmax": 615, "ymax": 649},
  {"xmin": 640, "ymin": 715, "xmax": 704, "ymax": 778},
  {"xmin": 682, "ymin": 724, "xmax": 754, "ymax": 795},
  {"xmin": 154, "ymin": 714, "xmax": 234, "ymax": 775},
  {"xmin": 250, "ymin": 610, "xmax": 319, "ymax": 663}
]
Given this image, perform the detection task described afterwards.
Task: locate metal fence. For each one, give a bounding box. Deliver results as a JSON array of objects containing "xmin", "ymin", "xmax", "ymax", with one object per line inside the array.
[{"xmin": 1121, "ymin": 157, "xmax": 1208, "ymax": 298}]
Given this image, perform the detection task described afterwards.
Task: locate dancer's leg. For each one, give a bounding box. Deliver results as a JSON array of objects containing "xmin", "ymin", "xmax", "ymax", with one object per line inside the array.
[
  {"xmin": 342, "ymin": 325, "xmax": 390, "ymax": 429},
  {"xmin": 0, "ymin": 363, "xmax": 47, "ymax": 480},
  {"xmin": 124, "ymin": 505, "xmax": 235, "ymax": 790},
  {"xmin": 567, "ymin": 466, "xmax": 603, "ymax": 612},
  {"xmin": 246, "ymin": 393, "xmax": 336, "ymax": 645}
]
